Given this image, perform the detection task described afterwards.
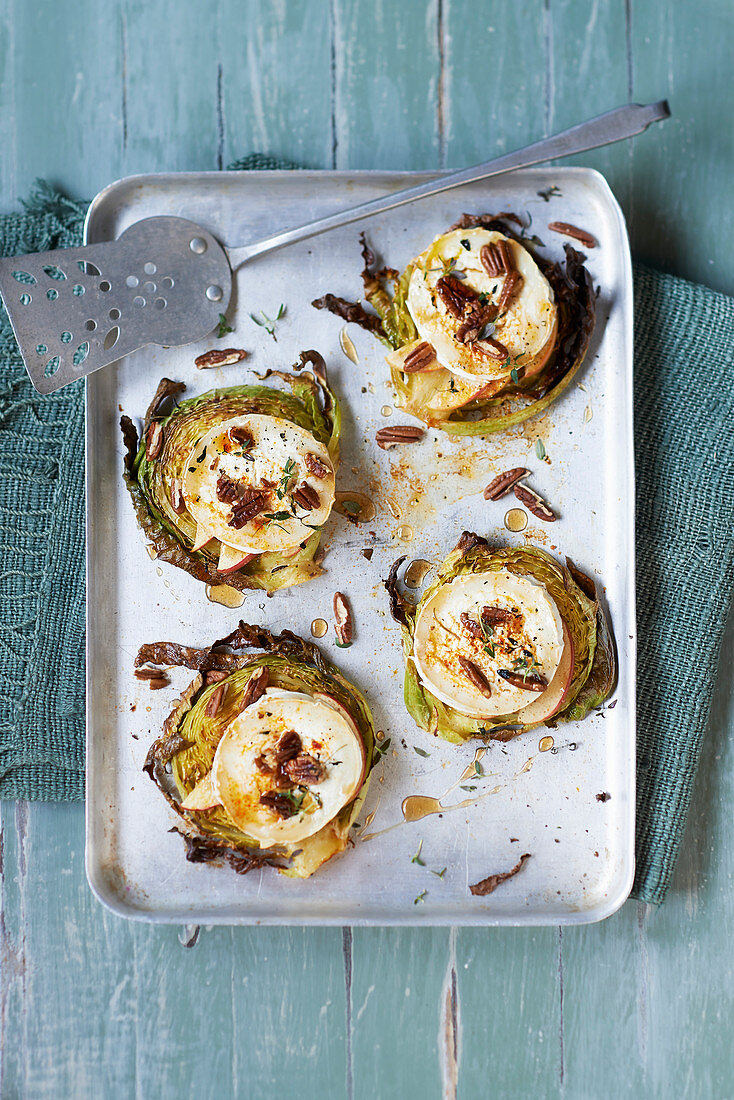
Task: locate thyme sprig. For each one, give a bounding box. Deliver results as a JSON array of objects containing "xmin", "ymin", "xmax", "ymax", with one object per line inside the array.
[{"xmin": 250, "ymin": 303, "xmax": 286, "ymax": 341}]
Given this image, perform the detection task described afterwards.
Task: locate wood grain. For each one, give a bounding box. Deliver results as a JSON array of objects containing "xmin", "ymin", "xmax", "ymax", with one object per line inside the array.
[{"xmin": 1, "ymin": 0, "xmax": 733, "ymax": 1097}]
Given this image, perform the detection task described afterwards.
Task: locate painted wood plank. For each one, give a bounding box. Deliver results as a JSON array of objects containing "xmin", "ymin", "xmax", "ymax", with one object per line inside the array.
[
  {"xmin": 456, "ymin": 927, "xmax": 562, "ymax": 1098},
  {"xmin": 0, "ymin": 0, "xmax": 19, "ymax": 208},
  {"xmin": 0, "ymin": 0, "xmax": 124, "ymax": 204},
  {"xmin": 629, "ymin": 2, "xmax": 734, "ymax": 293},
  {"xmin": 0, "ymin": 801, "xmax": 349, "ymax": 1100},
  {"xmin": 545, "ymin": 0, "xmax": 633, "ymax": 216},
  {"xmin": 349, "ymin": 927, "xmax": 451, "ymax": 1099},
  {"xmin": 332, "ymin": 0, "xmax": 441, "ymax": 170},
  {"xmin": 119, "ymin": 0, "xmax": 218, "ymax": 179},
  {"xmin": 0, "ymin": 803, "xmax": 138, "ymax": 1098},
  {"xmin": 215, "ymin": 0, "xmax": 334, "ymax": 171},
  {"xmin": 228, "ymin": 926, "xmax": 348, "ymax": 1099},
  {"xmin": 560, "ymin": 904, "xmax": 648, "ymax": 1097},
  {"xmin": 442, "ymin": 0, "xmax": 548, "ymax": 169}
]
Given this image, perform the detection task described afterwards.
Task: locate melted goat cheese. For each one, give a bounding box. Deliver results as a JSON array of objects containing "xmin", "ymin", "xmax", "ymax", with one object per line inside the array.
[
  {"xmin": 182, "ymin": 414, "xmax": 335, "ymax": 555},
  {"xmin": 406, "ymin": 227, "xmax": 558, "ymax": 383},
  {"xmin": 412, "ymin": 570, "xmax": 564, "ymax": 719}
]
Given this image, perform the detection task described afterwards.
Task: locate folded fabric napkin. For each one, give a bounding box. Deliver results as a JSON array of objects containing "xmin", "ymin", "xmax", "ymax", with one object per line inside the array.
[{"xmin": 1, "ymin": 162, "xmax": 732, "ymax": 904}]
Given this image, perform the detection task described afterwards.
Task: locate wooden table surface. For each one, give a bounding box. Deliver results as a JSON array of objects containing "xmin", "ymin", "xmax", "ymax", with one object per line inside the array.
[{"xmin": 1, "ymin": 2, "xmax": 733, "ymax": 1097}]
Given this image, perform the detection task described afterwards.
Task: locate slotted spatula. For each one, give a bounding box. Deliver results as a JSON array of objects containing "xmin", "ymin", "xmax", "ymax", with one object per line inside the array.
[{"xmin": 0, "ymin": 100, "xmax": 669, "ymax": 394}]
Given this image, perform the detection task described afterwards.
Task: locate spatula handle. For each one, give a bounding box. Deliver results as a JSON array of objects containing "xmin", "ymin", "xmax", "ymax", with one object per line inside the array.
[{"xmin": 227, "ymin": 100, "xmax": 670, "ymax": 268}]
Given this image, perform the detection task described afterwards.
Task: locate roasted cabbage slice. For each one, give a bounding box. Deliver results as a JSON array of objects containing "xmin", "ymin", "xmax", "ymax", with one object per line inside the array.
[
  {"xmin": 120, "ymin": 352, "xmax": 340, "ymax": 592},
  {"xmin": 139, "ymin": 623, "xmax": 375, "ymax": 879},
  {"xmin": 386, "ymin": 531, "xmax": 616, "ymax": 744},
  {"xmin": 313, "ymin": 215, "xmax": 595, "ymax": 435}
]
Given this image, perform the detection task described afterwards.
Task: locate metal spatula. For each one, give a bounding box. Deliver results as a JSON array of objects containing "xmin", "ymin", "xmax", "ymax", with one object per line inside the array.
[{"xmin": 0, "ymin": 100, "xmax": 669, "ymax": 394}]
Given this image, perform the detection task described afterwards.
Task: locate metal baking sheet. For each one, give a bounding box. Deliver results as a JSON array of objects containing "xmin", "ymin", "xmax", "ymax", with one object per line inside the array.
[{"xmin": 85, "ymin": 168, "xmax": 635, "ymax": 925}]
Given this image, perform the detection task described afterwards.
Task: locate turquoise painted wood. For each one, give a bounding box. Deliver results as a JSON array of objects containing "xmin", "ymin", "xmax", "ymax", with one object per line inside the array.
[{"xmin": 1, "ymin": 1, "xmax": 733, "ymax": 1097}]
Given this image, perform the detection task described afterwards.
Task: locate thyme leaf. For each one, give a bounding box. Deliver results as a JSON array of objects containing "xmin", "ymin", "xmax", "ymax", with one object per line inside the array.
[
  {"xmin": 216, "ymin": 312, "xmax": 234, "ymax": 338},
  {"xmin": 250, "ymin": 304, "xmax": 286, "ymax": 341}
]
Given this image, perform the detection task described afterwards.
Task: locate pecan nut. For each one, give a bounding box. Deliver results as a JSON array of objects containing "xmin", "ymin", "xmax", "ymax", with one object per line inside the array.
[
  {"xmin": 460, "ymin": 612, "xmax": 483, "ymax": 639},
  {"xmin": 435, "ymin": 275, "xmax": 479, "ymax": 318},
  {"xmin": 481, "ymin": 606, "xmax": 517, "ymax": 628},
  {"xmin": 259, "ymin": 791, "xmax": 297, "ymax": 819},
  {"xmin": 170, "ymin": 478, "xmax": 187, "ymax": 515},
  {"xmin": 228, "ymin": 490, "xmax": 267, "ymax": 528},
  {"xmin": 145, "ymin": 421, "xmax": 164, "ymax": 460},
  {"xmin": 333, "ymin": 591, "xmax": 353, "ymax": 646},
  {"xmin": 216, "ymin": 472, "xmax": 243, "ymax": 504},
  {"xmin": 304, "ymin": 452, "xmax": 330, "ymax": 478},
  {"xmin": 195, "ymin": 348, "xmax": 249, "ymax": 369},
  {"xmin": 455, "ymin": 302, "xmax": 499, "ymax": 345},
  {"xmin": 403, "ymin": 341, "xmax": 436, "ymax": 373},
  {"xmin": 229, "ymin": 426, "xmax": 254, "ymax": 448},
  {"xmin": 483, "ymin": 468, "xmax": 530, "ymax": 501},
  {"xmin": 513, "ymin": 483, "xmax": 557, "ymax": 522},
  {"xmin": 480, "ymin": 242, "xmax": 502, "ymax": 276},
  {"xmin": 204, "ymin": 682, "xmax": 227, "ymax": 717},
  {"xmin": 241, "ymin": 666, "xmax": 269, "ymax": 711},
  {"xmin": 147, "ymin": 676, "xmax": 170, "ymax": 691},
  {"xmin": 547, "ymin": 222, "xmax": 596, "ymax": 248},
  {"xmin": 458, "ymin": 656, "xmax": 492, "ymax": 697},
  {"xmin": 498, "ymin": 669, "xmax": 547, "ymax": 692},
  {"xmin": 476, "ymin": 336, "xmax": 509, "ymax": 361},
  {"xmin": 497, "ymin": 239, "xmax": 514, "ymax": 273},
  {"xmin": 375, "ymin": 425, "xmax": 425, "ymax": 449},
  {"xmin": 284, "ymin": 753, "xmax": 327, "ymax": 785},
  {"xmin": 274, "ymin": 730, "xmax": 302, "ymax": 764},
  {"xmin": 292, "ymin": 482, "xmax": 321, "ymax": 511},
  {"xmin": 497, "ymin": 270, "xmax": 522, "ymax": 313}
]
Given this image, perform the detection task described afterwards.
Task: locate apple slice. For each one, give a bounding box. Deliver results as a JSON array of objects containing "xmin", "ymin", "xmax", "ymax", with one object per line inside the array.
[
  {"xmin": 516, "ymin": 620, "xmax": 575, "ymax": 725},
  {"xmin": 180, "ymin": 771, "xmax": 221, "ymax": 811},
  {"xmin": 217, "ymin": 542, "xmax": 256, "ymax": 574},
  {"xmin": 192, "ymin": 522, "xmax": 216, "ymax": 552}
]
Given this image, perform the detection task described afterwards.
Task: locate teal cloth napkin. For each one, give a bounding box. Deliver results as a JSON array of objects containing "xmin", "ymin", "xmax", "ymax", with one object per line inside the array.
[{"xmin": 1, "ymin": 163, "xmax": 732, "ymax": 905}]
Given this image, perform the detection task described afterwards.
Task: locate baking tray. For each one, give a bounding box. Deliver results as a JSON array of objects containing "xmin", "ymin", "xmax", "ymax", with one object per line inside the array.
[{"xmin": 85, "ymin": 168, "xmax": 635, "ymax": 925}]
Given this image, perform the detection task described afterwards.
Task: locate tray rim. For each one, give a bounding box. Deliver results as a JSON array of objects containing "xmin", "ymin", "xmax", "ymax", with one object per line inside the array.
[{"xmin": 84, "ymin": 165, "xmax": 636, "ymax": 926}]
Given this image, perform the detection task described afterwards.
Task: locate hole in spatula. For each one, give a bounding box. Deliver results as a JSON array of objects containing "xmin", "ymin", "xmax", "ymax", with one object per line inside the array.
[
  {"xmin": 12, "ymin": 271, "xmax": 36, "ymax": 285},
  {"xmin": 73, "ymin": 343, "xmax": 89, "ymax": 367},
  {"xmin": 78, "ymin": 261, "xmax": 101, "ymax": 277},
  {"xmin": 45, "ymin": 356, "xmax": 61, "ymax": 377},
  {"xmin": 43, "ymin": 265, "xmax": 66, "ymax": 281},
  {"xmin": 104, "ymin": 326, "xmax": 120, "ymax": 351}
]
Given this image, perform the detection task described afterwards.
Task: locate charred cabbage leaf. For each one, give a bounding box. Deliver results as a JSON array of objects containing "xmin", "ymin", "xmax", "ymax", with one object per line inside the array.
[
  {"xmin": 141, "ymin": 623, "xmax": 375, "ymax": 878},
  {"xmin": 385, "ymin": 533, "xmax": 616, "ymax": 744},
  {"xmin": 120, "ymin": 355, "xmax": 340, "ymax": 592},
  {"xmin": 312, "ymin": 218, "xmax": 595, "ymax": 435}
]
